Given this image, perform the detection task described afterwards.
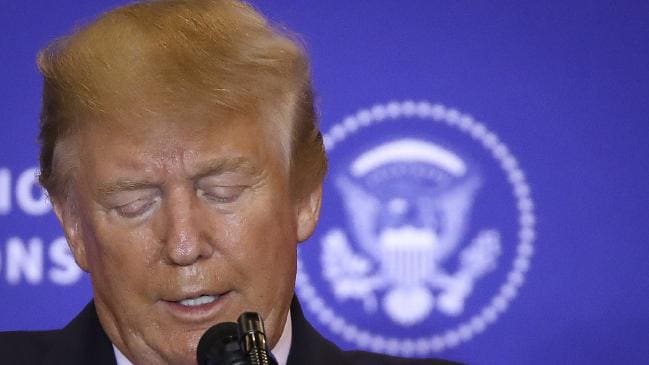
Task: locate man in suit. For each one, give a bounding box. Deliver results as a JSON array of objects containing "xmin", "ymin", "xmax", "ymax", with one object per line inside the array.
[{"xmin": 0, "ymin": 1, "xmax": 460, "ymax": 364}]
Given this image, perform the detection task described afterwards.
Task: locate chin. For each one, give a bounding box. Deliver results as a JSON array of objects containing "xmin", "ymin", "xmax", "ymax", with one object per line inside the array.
[
  {"xmin": 154, "ymin": 334, "xmax": 201, "ymax": 365},
  {"xmin": 157, "ymin": 349, "xmax": 197, "ymax": 365}
]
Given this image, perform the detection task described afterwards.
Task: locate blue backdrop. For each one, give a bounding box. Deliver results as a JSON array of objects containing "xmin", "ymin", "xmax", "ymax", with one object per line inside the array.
[{"xmin": 1, "ymin": 1, "xmax": 648, "ymax": 364}]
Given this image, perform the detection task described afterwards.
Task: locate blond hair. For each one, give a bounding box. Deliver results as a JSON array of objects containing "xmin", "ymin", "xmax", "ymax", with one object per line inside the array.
[{"xmin": 37, "ymin": 0, "xmax": 326, "ymax": 199}]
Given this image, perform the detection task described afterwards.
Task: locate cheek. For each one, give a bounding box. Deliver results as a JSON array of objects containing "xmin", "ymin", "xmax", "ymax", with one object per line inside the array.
[
  {"xmin": 84, "ymin": 216, "xmax": 160, "ymax": 288},
  {"xmin": 230, "ymin": 194, "xmax": 298, "ymax": 291},
  {"xmin": 236, "ymin": 195, "xmax": 296, "ymax": 256}
]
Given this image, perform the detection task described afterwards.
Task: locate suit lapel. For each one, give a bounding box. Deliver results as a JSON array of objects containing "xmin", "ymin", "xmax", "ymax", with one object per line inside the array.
[
  {"xmin": 286, "ymin": 296, "xmax": 349, "ymax": 365},
  {"xmin": 43, "ymin": 301, "xmax": 117, "ymax": 365}
]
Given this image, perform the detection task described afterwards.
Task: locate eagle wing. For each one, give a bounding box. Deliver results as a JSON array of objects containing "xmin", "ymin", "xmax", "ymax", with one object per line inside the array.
[{"xmin": 334, "ymin": 175, "xmax": 382, "ymax": 259}]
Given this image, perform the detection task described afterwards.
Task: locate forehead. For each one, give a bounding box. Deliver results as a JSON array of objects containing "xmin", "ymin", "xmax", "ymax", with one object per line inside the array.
[
  {"xmin": 120, "ymin": 101, "xmax": 285, "ymax": 149},
  {"xmin": 74, "ymin": 111, "xmax": 285, "ymax": 179}
]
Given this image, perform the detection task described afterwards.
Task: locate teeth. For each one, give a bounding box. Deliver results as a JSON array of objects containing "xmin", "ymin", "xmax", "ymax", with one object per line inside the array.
[{"xmin": 178, "ymin": 295, "xmax": 217, "ymax": 307}]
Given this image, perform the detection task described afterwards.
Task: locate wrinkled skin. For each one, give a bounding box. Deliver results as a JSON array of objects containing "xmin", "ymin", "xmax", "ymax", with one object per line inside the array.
[{"xmin": 52, "ymin": 116, "xmax": 321, "ymax": 365}]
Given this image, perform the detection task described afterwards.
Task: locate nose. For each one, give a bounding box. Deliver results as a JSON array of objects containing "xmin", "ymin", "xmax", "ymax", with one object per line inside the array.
[{"xmin": 161, "ymin": 186, "xmax": 214, "ymax": 266}]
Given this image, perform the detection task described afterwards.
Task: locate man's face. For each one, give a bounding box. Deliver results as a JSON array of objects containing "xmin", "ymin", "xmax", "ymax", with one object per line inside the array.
[{"xmin": 54, "ymin": 115, "xmax": 320, "ymax": 364}]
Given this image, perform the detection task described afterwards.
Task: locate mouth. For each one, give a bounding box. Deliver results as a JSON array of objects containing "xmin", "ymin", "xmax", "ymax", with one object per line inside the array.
[
  {"xmin": 161, "ymin": 291, "xmax": 231, "ymax": 322},
  {"xmin": 176, "ymin": 294, "xmax": 218, "ymax": 307}
]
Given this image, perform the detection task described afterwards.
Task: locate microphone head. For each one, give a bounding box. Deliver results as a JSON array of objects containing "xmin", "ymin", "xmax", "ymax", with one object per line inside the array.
[
  {"xmin": 237, "ymin": 312, "xmax": 266, "ymax": 335},
  {"xmin": 197, "ymin": 322, "xmax": 242, "ymax": 365}
]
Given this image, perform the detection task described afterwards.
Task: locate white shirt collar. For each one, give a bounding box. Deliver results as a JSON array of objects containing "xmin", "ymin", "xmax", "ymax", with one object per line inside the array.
[
  {"xmin": 113, "ymin": 345, "xmax": 131, "ymax": 365},
  {"xmin": 271, "ymin": 310, "xmax": 292, "ymax": 365},
  {"xmin": 113, "ymin": 311, "xmax": 292, "ymax": 365}
]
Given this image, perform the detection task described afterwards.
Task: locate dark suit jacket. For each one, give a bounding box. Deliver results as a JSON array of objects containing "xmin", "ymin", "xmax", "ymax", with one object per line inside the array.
[{"xmin": 0, "ymin": 297, "xmax": 462, "ymax": 365}]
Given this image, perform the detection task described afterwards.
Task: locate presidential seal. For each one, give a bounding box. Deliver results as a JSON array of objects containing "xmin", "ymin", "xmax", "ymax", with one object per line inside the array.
[{"xmin": 296, "ymin": 100, "xmax": 535, "ymax": 356}]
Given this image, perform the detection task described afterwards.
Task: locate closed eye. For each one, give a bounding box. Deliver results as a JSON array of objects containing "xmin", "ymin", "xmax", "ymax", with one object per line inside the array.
[
  {"xmin": 198, "ymin": 186, "xmax": 246, "ymax": 204},
  {"xmin": 113, "ymin": 197, "xmax": 159, "ymax": 218}
]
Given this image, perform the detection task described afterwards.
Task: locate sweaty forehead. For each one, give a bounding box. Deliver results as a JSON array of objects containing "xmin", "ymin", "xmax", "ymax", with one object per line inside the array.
[
  {"xmin": 85, "ymin": 104, "xmax": 240, "ymax": 138},
  {"xmin": 73, "ymin": 112, "xmax": 285, "ymax": 181},
  {"xmin": 83, "ymin": 101, "xmax": 288, "ymax": 154}
]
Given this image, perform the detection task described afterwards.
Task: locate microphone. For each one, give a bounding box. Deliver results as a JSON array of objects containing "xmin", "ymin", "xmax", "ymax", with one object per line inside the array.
[
  {"xmin": 197, "ymin": 322, "xmax": 247, "ymax": 365},
  {"xmin": 197, "ymin": 312, "xmax": 278, "ymax": 365},
  {"xmin": 238, "ymin": 312, "xmax": 277, "ymax": 365}
]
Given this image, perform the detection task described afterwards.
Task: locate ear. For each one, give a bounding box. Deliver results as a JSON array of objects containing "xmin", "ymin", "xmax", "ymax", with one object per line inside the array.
[
  {"xmin": 51, "ymin": 195, "xmax": 90, "ymax": 272},
  {"xmin": 295, "ymin": 184, "xmax": 323, "ymax": 243}
]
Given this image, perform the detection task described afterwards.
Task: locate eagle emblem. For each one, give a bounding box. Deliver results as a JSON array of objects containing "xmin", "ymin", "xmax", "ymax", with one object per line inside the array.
[{"xmin": 321, "ymin": 139, "xmax": 501, "ymax": 326}]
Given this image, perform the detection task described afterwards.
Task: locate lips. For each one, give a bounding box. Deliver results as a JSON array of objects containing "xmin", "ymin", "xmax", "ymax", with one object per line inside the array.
[
  {"xmin": 162, "ymin": 289, "xmax": 225, "ymax": 304},
  {"xmin": 161, "ymin": 291, "xmax": 231, "ymax": 323},
  {"xmin": 177, "ymin": 294, "xmax": 218, "ymax": 307}
]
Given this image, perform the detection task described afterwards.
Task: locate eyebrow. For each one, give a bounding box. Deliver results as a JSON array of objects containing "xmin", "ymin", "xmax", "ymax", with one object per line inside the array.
[
  {"xmin": 192, "ymin": 157, "xmax": 263, "ymax": 181},
  {"xmin": 96, "ymin": 180, "xmax": 158, "ymax": 196}
]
